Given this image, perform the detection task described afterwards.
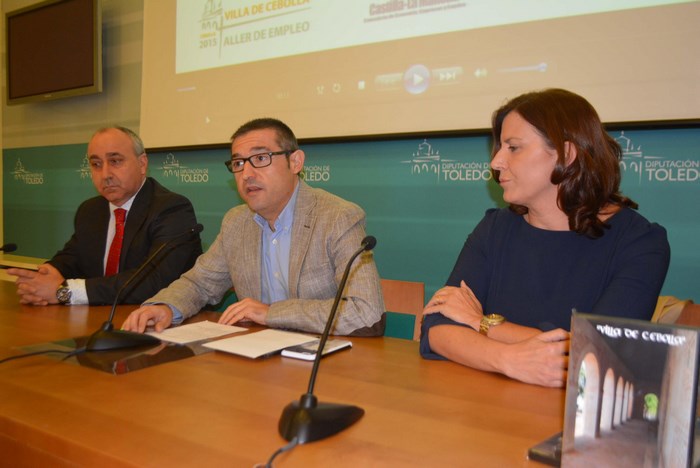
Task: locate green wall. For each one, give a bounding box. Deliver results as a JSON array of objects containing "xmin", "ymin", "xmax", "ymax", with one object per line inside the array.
[{"xmin": 4, "ymin": 127, "xmax": 699, "ymax": 303}]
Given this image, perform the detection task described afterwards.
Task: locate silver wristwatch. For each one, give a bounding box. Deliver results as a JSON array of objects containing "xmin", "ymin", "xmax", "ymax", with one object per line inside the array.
[{"xmin": 56, "ymin": 280, "xmax": 72, "ymax": 305}]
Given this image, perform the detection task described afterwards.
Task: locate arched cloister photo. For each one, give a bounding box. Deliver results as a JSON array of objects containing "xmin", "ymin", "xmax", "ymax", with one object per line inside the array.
[{"xmin": 562, "ymin": 315, "xmax": 698, "ymax": 467}]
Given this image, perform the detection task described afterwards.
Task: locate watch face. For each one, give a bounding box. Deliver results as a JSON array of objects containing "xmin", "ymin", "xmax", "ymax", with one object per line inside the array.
[{"xmin": 56, "ymin": 287, "xmax": 71, "ymax": 304}]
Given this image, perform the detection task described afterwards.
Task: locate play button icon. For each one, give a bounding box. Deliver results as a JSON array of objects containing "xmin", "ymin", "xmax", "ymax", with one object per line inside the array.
[{"xmin": 403, "ymin": 64, "xmax": 430, "ymax": 95}]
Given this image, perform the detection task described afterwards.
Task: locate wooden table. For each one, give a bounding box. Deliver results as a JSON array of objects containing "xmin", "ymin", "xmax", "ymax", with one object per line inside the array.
[{"xmin": 0, "ymin": 281, "xmax": 563, "ymax": 467}]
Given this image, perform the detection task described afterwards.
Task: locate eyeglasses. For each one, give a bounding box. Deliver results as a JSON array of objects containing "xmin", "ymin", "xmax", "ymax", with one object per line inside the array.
[{"xmin": 224, "ymin": 150, "xmax": 293, "ymax": 173}]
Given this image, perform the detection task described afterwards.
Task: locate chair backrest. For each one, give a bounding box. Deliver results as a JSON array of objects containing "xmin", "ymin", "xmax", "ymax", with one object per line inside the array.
[
  {"xmin": 381, "ymin": 279, "xmax": 425, "ymax": 341},
  {"xmin": 652, "ymin": 295, "xmax": 699, "ymax": 327},
  {"xmin": 677, "ymin": 301, "xmax": 700, "ymax": 327},
  {"xmin": 652, "ymin": 296, "xmax": 687, "ymax": 324}
]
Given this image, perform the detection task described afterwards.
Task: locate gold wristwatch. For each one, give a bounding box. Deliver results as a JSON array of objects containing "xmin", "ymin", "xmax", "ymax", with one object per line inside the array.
[{"xmin": 479, "ymin": 314, "xmax": 505, "ymax": 336}]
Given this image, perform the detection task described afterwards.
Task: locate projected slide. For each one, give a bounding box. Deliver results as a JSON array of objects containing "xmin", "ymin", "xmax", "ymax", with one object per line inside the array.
[
  {"xmin": 176, "ymin": 0, "xmax": 681, "ymax": 72},
  {"xmin": 141, "ymin": 0, "xmax": 700, "ymax": 148}
]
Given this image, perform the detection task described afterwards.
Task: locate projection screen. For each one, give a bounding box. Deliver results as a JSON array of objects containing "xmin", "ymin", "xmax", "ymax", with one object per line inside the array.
[{"xmin": 140, "ymin": 0, "xmax": 700, "ymax": 148}]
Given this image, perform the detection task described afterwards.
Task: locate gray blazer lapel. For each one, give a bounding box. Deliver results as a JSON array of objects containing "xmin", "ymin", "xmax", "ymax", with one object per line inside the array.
[
  {"xmin": 238, "ymin": 212, "xmax": 263, "ymax": 299},
  {"xmin": 288, "ymin": 181, "xmax": 317, "ymax": 298}
]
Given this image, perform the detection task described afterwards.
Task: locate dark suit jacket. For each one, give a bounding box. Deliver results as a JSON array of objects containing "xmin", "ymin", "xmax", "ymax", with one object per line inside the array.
[{"xmin": 49, "ymin": 177, "xmax": 202, "ymax": 305}]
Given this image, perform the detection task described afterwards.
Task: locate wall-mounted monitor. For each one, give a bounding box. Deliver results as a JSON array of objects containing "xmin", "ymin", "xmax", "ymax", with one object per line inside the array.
[{"xmin": 5, "ymin": 0, "xmax": 102, "ymax": 105}]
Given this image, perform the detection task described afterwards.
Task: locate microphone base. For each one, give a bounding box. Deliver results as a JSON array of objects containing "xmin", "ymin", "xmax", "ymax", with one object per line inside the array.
[
  {"xmin": 278, "ymin": 394, "xmax": 364, "ymax": 444},
  {"xmin": 84, "ymin": 329, "xmax": 161, "ymax": 352}
]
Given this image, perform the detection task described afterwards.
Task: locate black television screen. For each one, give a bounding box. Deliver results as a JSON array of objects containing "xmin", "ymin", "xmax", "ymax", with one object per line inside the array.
[{"xmin": 5, "ymin": 0, "xmax": 102, "ymax": 105}]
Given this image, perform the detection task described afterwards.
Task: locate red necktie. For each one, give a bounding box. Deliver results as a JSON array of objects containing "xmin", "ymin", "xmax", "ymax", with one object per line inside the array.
[{"xmin": 105, "ymin": 208, "xmax": 126, "ymax": 276}]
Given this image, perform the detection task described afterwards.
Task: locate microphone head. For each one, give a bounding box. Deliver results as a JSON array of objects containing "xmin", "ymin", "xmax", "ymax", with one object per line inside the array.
[
  {"xmin": 1, "ymin": 243, "xmax": 18, "ymax": 253},
  {"xmin": 192, "ymin": 224, "xmax": 204, "ymax": 234},
  {"xmin": 361, "ymin": 236, "xmax": 377, "ymax": 251}
]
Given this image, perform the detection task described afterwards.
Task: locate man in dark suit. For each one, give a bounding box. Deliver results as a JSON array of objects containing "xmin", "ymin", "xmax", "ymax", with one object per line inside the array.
[{"xmin": 7, "ymin": 126, "xmax": 202, "ymax": 305}]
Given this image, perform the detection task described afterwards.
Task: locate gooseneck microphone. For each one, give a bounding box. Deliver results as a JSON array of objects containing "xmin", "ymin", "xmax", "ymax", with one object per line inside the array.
[
  {"xmin": 278, "ymin": 235, "xmax": 377, "ymax": 444},
  {"xmin": 0, "ymin": 243, "xmax": 18, "ymax": 253},
  {"xmin": 84, "ymin": 224, "xmax": 203, "ymax": 352}
]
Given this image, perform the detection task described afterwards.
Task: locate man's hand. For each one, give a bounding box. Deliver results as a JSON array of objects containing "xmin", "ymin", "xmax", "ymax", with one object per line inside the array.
[
  {"xmin": 499, "ymin": 329, "xmax": 570, "ymax": 388},
  {"xmin": 219, "ymin": 298, "xmax": 270, "ymax": 326},
  {"xmin": 7, "ymin": 264, "xmax": 65, "ymax": 306},
  {"xmin": 121, "ymin": 304, "xmax": 174, "ymax": 333},
  {"xmin": 423, "ymin": 280, "xmax": 483, "ymax": 330}
]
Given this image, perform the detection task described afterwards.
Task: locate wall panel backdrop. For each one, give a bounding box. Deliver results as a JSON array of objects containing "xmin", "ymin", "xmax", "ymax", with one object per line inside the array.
[{"xmin": 4, "ymin": 127, "xmax": 699, "ymax": 302}]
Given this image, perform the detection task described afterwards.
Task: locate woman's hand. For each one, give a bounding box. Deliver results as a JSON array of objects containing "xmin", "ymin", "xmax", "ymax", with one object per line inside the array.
[
  {"xmin": 499, "ymin": 329, "xmax": 570, "ymax": 387},
  {"xmin": 423, "ymin": 280, "xmax": 483, "ymax": 331}
]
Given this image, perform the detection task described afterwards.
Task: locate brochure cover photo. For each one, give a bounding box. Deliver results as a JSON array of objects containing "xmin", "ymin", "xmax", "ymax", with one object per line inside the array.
[{"xmin": 561, "ymin": 314, "xmax": 699, "ymax": 468}]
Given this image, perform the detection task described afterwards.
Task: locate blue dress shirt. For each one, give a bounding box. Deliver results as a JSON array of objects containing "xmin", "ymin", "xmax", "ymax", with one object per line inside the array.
[{"xmin": 255, "ymin": 182, "xmax": 299, "ymax": 304}]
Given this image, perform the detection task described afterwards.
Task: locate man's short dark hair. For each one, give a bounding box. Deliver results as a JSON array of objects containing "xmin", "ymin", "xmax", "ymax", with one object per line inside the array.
[{"xmin": 230, "ymin": 118, "xmax": 299, "ymax": 152}]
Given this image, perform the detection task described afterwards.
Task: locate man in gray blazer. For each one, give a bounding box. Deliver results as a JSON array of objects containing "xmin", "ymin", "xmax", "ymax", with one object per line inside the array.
[{"xmin": 121, "ymin": 118, "xmax": 385, "ymax": 336}]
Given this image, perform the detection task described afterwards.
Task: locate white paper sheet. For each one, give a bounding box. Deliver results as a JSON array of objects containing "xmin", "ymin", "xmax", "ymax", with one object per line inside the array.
[
  {"xmin": 202, "ymin": 329, "xmax": 316, "ymax": 359},
  {"xmin": 148, "ymin": 320, "xmax": 246, "ymax": 344}
]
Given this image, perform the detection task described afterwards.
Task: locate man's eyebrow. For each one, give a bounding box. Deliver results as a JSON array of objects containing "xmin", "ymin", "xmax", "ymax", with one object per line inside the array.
[
  {"xmin": 89, "ymin": 152, "xmax": 125, "ymax": 159},
  {"xmin": 232, "ymin": 146, "xmax": 271, "ymax": 158}
]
